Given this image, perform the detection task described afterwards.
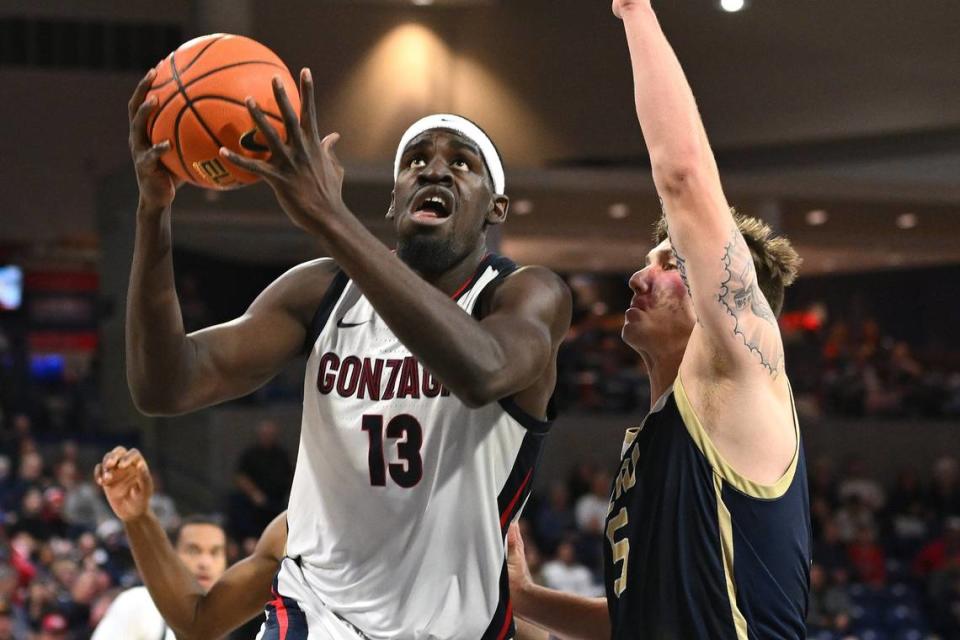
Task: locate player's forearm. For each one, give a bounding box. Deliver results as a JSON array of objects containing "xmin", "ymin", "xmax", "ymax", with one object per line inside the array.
[
  {"xmin": 123, "ymin": 510, "xmax": 206, "ymax": 635},
  {"xmin": 620, "ymin": 3, "xmax": 723, "ymax": 203},
  {"xmin": 311, "ymin": 211, "xmax": 517, "ymax": 407},
  {"xmin": 514, "ymin": 584, "xmax": 610, "ymax": 640},
  {"xmin": 126, "ymin": 202, "xmax": 194, "ymax": 414}
]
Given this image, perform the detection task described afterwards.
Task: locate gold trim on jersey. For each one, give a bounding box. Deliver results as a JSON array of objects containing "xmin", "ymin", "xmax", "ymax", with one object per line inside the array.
[
  {"xmin": 674, "ymin": 375, "xmax": 800, "ymax": 500},
  {"xmin": 714, "ymin": 472, "xmax": 750, "ymax": 640}
]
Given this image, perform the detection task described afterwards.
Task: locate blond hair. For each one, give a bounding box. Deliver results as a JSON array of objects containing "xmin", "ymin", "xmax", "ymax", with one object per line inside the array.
[{"xmin": 654, "ymin": 211, "xmax": 801, "ymax": 316}]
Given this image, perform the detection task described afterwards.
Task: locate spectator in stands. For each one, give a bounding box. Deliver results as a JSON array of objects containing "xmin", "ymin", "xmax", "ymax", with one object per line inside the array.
[
  {"xmin": 0, "ymin": 599, "xmax": 16, "ymax": 640},
  {"xmin": 574, "ymin": 471, "xmax": 610, "ymax": 536},
  {"xmin": 58, "ymin": 460, "xmax": 109, "ymax": 534},
  {"xmin": 806, "ymin": 562, "xmax": 852, "ymax": 635},
  {"xmin": 834, "ymin": 494, "xmax": 878, "ymax": 543},
  {"xmin": 540, "ymin": 537, "xmax": 597, "ymax": 598},
  {"xmin": 231, "ymin": 420, "xmax": 294, "ymax": 540},
  {"xmin": 847, "ymin": 525, "xmax": 887, "ymax": 587},
  {"xmin": 837, "ymin": 457, "xmax": 886, "ymax": 511},
  {"xmin": 929, "ymin": 456, "xmax": 960, "ymax": 516},
  {"xmin": 535, "ymin": 483, "xmax": 576, "ymax": 555},
  {"xmin": 913, "ymin": 516, "xmax": 960, "ymax": 578}
]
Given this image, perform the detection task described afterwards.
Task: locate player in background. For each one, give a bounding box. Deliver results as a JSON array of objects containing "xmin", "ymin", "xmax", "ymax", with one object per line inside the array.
[
  {"xmin": 507, "ymin": 2, "xmax": 810, "ymax": 638},
  {"xmin": 126, "ymin": 58, "xmax": 571, "ymax": 636},
  {"xmin": 95, "ymin": 446, "xmax": 549, "ymax": 640},
  {"xmin": 91, "ymin": 450, "xmax": 227, "ymax": 640}
]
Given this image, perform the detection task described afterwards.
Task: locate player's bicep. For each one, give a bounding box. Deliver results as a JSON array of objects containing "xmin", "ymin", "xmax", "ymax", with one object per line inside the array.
[
  {"xmin": 665, "ymin": 196, "xmax": 784, "ymax": 379},
  {"xmin": 480, "ymin": 268, "xmax": 571, "ymax": 394}
]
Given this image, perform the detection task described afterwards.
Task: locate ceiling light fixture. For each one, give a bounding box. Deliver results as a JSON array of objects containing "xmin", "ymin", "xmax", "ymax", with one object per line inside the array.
[{"xmin": 719, "ymin": 0, "xmax": 746, "ymax": 12}]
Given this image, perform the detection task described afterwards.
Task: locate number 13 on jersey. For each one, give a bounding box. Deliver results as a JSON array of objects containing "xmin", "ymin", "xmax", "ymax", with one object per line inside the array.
[{"xmin": 362, "ymin": 414, "xmax": 424, "ymax": 488}]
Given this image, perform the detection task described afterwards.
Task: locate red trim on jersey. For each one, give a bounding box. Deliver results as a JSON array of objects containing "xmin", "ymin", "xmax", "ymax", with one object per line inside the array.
[
  {"xmin": 496, "ymin": 601, "xmax": 514, "ymax": 640},
  {"xmin": 271, "ymin": 588, "xmax": 289, "ymax": 639},
  {"xmin": 450, "ymin": 253, "xmax": 492, "ymax": 300},
  {"xmin": 499, "ymin": 468, "xmax": 533, "ymax": 528}
]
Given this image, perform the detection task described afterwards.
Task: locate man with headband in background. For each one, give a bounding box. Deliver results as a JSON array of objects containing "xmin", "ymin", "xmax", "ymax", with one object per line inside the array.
[{"xmin": 126, "ymin": 56, "xmax": 572, "ymax": 640}]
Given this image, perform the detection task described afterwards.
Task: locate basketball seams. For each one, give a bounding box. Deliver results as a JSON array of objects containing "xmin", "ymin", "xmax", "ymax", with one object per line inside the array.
[
  {"xmin": 171, "ymin": 102, "xmax": 193, "ymax": 180},
  {"xmin": 170, "ymin": 49, "xmax": 227, "ymax": 182},
  {"xmin": 148, "ymin": 59, "xmax": 289, "ymax": 140},
  {"xmin": 189, "ymin": 96, "xmax": 285, "ymax": 124},
  {"xmin": 151, "ymin": 34, "xmax": 226, "ymax": 91}
]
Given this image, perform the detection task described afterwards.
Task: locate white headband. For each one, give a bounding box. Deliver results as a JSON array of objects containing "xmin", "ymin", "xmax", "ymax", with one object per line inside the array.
[{"xmin": 394, "ymin": 114, "xmax": 505, "ymax": 194}]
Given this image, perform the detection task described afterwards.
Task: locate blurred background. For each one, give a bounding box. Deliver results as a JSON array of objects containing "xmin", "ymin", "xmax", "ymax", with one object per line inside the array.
[{"xmin": 1, "ymin": 0, "xmax": 959, "ymax": 638}]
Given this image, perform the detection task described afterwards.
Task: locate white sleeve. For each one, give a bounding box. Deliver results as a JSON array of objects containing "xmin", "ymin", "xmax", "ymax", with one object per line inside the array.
[{"xmin": 92, "ymin": 588, "xmax": 154, "ymax": 640}]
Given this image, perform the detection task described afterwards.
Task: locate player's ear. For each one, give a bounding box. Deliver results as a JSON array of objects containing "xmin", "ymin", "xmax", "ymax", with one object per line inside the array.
[
  {"xmin": 485, "ymin": 195, "xmax": 508, "ymax": 227},
  {"xmin": 386, "ymin": 190, "xmax": 396, "ymax": 219}
]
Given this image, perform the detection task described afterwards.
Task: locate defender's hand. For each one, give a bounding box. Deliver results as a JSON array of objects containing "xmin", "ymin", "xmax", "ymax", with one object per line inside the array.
[
  {"xmin": 612, "ymin": 0, "xmax": 649, "ymax": 19},
  {"xmin": 94, "ymin": 447, "xmax": 155, "ymax": 522},
  {"xmin": 220, "ymin": 68, "xmax": 347, "ymax": 237},
  {"xmin": 507, "ymin": 522, "xmax": 534, "ymax": 602},
  {"xmin": 129, "ymin": 69, "xmax": 181, "ymax": 210}
]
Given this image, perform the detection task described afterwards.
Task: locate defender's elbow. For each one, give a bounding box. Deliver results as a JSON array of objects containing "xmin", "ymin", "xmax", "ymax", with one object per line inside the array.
[{"xmin": 128, "ymin": 384, "xmax": 180, "ymax": 417}]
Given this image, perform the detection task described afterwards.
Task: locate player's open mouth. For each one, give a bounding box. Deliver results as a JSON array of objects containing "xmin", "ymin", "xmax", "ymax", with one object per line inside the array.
[{"xmin": 410, "ymin": 188, "xmax": 455, "ymax": 226}]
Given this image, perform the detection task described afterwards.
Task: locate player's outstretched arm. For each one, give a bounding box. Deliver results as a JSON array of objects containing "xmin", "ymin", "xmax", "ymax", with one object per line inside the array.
[
  {"xmin": 220, "ymin": 70, "xmax": 572, "ymax": 411},
  {"xmin": 507, "ymin": 524, "xmax": 610, "ymax": 640},
  {"xmin": 95, "ymin": 448, "xmax": 285, "ymax": 640},
  {"xmin": 614, "ymin": 0, "xmax": 785, "ymax": 382}
]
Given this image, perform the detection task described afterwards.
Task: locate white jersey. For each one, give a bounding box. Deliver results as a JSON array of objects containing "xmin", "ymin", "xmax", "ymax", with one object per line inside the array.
[
  {"xmin": 284, "ymin": 254, "xmax": 551, "ymax": 639},
  {"xmin": 92, "ymin": 586, "xmax": 174, "ymax": 640}
]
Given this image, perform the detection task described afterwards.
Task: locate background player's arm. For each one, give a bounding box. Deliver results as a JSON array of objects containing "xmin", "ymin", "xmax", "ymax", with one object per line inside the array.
[
  {"xmin": 91, "ymin": 588, "xmax": 147, "ymax": 639},
  {"xmin": 616, "ymin": 0, "xmax": 784, "ymax": 381},
  {"xmin": 125, "ymin": 71, "xmax": 334, "ymax": 416},
  {"xmin": 507, "ymin": 524, "xmax": 610, "ymax": 640},
  {"xmin": 95, "ymin": 448, "xmax": 285, "ymax": 640},
  {"xmin": 221, "ymin": 71, "xmax": 571, "ymax": 410}
]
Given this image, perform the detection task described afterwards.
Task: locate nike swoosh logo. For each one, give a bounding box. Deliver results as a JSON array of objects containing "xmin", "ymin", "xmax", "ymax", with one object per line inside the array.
[
  {"xmin": 336, "ymin": 317, "xmax": 370, "ymax": 329},
  {"xmin": 239, "ymin": 128, "xmax": 270, "ymax": 153}
]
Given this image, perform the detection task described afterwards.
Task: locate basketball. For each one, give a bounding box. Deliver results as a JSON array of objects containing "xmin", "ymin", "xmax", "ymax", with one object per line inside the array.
[{"xmin": 145, "ymin": 34, "xmax": 301, "ymax": 190}]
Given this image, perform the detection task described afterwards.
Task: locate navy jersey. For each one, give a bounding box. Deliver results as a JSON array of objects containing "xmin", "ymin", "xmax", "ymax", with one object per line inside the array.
[{"xmin": 603, "ymin": 376, "xmax": 811, "ymax": 640}]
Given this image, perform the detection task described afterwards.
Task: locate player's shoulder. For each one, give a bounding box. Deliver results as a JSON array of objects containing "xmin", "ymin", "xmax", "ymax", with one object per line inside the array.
[
  {"xmin": 114, "ymin": 585, "xmax": 155, "ymax": 607},
  {"xmin": 492, "ymin": 265, "xmax": 572, "ymax": 327},
  {"xmin": 498, "ymin": 265, "xmax": 570, "ymax": 301},
  {"xmin": 260, "ymin": 258, "xmax": 341, "ymax": 326}
]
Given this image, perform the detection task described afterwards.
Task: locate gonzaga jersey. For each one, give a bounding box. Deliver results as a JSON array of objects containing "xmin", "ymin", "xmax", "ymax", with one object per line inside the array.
[
  {"xmin": 603, "ymin": 376, "xmax": 811, "ymax": 640},
  {"xmin": 285, "ymin": 254, "xmax": 551, "ymax": 639}
]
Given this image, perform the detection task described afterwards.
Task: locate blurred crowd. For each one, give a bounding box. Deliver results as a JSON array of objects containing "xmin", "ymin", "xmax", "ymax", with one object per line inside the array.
[{"xmin": 555, "ymin": 297, "xmax": 960, "ymax": 418}]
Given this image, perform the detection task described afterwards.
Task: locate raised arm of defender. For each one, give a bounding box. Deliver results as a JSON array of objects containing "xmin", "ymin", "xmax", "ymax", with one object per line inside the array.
[
  {"xmin": 95, "ymin": 447, "xmax": 285, "ymax": 640},
  {"xmin": 616, "ymin": 0, "xmax": 786, "ymax": 382}
]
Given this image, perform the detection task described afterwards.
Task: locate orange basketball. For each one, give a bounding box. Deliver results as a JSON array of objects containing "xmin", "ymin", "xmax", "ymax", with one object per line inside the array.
[{"xmin": 145, "ymin": 34, "xmax": 301, "ymax": 190}]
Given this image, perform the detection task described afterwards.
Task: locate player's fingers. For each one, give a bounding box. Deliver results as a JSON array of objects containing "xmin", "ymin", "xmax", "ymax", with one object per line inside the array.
[
  {"xmin": 128, "ymin": 68, "xmax": 157, "ymax": 121},
  {"xmin": 300, "ymin": 68, "xmax": 320, "ymax": 142},
  {"xmin": 103, "ymin": 446, "xmax": 128, "ymax": 470},
  {"xmin": 320, "ymin": 133, "xmax": 342, "ymax": 170},
  {"xmin": 117, "ymin": 448, "xmax": 142, "ymax": 469},
  {"xmin": 272, "ymin": 76, "xmax": 305, "ymax": 154},
  {"xmin": 507, "ymin": 521, "xmax": 525, "ymax": 554},
  {"xmin": 93, "ymin": 464, "xmax": 103, "ymax": 486},
  {"xmin": 140, "ymin": 140, "xmax": 172, "ymax": 166},
  {"xmin": 130, "ymin": 95, "xmax": 159, "ymax": 148},
  {"xmin": 219, "ymin": 147, "xmax": 283, "ymax": 181},
  {"xmin": 244, "ymin": 98, "xmax": 291, "ymax": 164}
]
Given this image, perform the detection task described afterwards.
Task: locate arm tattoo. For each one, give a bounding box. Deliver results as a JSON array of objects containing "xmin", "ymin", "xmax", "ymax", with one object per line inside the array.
[{"xmin": 718, "ymin": 228, "xmax": 783, "ymax": 377}]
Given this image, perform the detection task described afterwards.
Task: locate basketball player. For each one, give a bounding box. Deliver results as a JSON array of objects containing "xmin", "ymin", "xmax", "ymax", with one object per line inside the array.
[
  {"xmin": 91, "ymin": 467, "xmax": 227, "ymax": 640},
  {"xmin": 95, "ymin": 446, "xmax": 550, "ymax": 640},
  {"xmin": 507, "ymin": 1, "xmax": 810, "ymax": 638},
  {"xmin": 126, "ymin": 62, "xmax": 571, "ymax": 637}
]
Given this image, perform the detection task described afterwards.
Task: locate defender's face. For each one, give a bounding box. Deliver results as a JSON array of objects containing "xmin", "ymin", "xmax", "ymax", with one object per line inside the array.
[
  {"xmin": 622, "ymin": 239, "xmax": 697, "ymax": 352},
  {"xmin": 176, "ymin": 524, "xmax": 227, "ymax": 593},
  {"xmin": 391, "ymin": 130, "xmax": 507, "ymax": 273}
]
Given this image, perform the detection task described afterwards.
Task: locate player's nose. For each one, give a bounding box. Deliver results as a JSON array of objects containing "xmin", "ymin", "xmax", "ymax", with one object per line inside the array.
[
  {"xmin": 417, "ymin": 156, "xmax": 454, "ymax": 186},
  {"xmin": 629, "ymin": 269, "xmax": 652, "ymax": 295}
]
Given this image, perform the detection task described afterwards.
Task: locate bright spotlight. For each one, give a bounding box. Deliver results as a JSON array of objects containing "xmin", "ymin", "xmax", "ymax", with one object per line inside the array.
[{"xmin": 720, "ymin": 0, "xmax": 746, "ymax": 12}]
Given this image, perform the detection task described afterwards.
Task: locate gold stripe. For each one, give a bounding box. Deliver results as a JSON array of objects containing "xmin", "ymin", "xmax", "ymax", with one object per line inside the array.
[
  {"xmin": 674, "ymin": 375, "xmax": 799, "ymax": 499},
  {"xmin": 714, "ymin": 473, "xmax": 750, "ymax": 640}
]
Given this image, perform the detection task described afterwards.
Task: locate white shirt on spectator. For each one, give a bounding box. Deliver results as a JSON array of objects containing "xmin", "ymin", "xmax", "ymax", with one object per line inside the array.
[
  {"xmin": 575, "ymin": 493, "xmax": 608, "ymax": 534},
  {"xmin": 541, "ymin": 560, "xmax": 599, "ymax": 597},
  {"xmin": 92, "ymin": 586, "xmax": 174, "ymax": 640}
]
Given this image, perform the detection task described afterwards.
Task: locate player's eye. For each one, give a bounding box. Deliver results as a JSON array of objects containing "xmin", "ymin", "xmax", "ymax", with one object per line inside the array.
[
  {"xmin": 409, "ymin": 157, "xmax": 426, "ymax": 169},
  {"xmin": 664, "ymin": 263, "xmax": 677, "ymax": 271},
  {"xmin": 452, "ymin": 158, "xmax": 470, "ymax": 171}
]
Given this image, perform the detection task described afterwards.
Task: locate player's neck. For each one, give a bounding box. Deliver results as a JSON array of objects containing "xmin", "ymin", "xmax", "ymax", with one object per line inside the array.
[
  {"xmin": 415, "ymin": 243, "xmax": 488, "ymax": 297},
  {"xmin": 639, "ymin": 345, "xmax": 684, "ymax": 409}
]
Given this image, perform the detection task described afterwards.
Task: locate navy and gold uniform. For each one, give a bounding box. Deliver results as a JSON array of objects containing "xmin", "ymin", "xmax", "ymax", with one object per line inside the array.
[{"xmin": 603, "ymin": 376, "xmax": 811, "ymax": 639}]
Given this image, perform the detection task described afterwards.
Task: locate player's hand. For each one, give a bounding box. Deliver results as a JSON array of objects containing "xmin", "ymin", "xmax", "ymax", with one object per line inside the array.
[
  {"xmin": 220, "ymin": 68, "xmax": 347, "ymax": 237},
  {"xmin": 612, "ymin": 0, "xmax": 649, "ymax": 19},
  {"xmin": 94, "ymin": 446, "xmax": 155, "ymax": 523},
  {"xmin": 507, "ymin": 522, "xmax": 534, "ymax": 602},
  {"xmin": 128, "ymin": 69, "xmax": 181, "ymax": 211}
]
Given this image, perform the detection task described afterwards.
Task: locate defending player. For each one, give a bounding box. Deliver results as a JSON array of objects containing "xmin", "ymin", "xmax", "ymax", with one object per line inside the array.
[
  {"xmin": 507, "ymin": 2, "xmax": 810, "ymax": 638},
  {"xmin": 95, "ymin": 446, "xmax": 551, "ymax": 640},
  {"xmin": 126, "ymin": 63, "xmax": 571, "ymax": 636}
]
